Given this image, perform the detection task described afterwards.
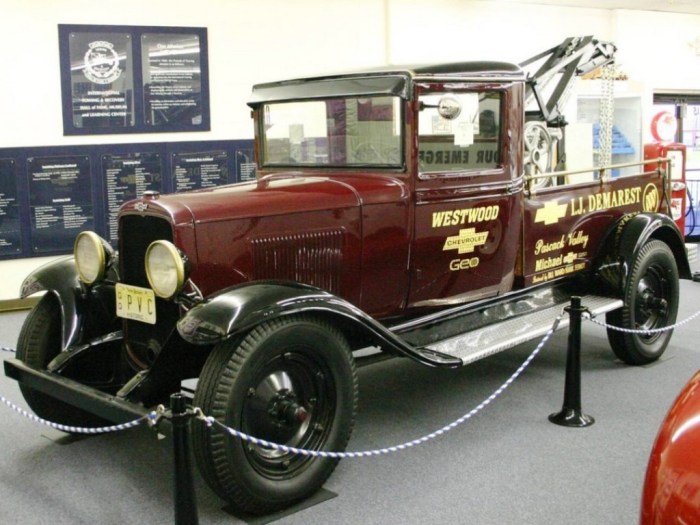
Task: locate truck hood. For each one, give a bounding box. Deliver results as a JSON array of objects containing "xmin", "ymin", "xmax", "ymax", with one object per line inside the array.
[{"xmin": 148, "ymin": 173, "xmax": 363, "ymax": 224}]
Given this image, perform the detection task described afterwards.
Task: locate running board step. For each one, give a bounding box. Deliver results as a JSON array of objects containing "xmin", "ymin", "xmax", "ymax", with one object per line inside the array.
[{"xmin": 424, "ymin": 295, "xmax": 623, "ymax": 366}]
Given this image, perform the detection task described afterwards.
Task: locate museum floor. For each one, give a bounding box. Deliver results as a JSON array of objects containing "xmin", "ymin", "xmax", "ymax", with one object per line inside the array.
[{"xmin": 1, "ymin": 265, "xmax": 700, "ymax": 524}]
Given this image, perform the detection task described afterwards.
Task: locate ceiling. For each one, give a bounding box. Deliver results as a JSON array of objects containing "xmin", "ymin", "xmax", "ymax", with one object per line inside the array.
[{"xmin": 487, "ymin": 0, "xmax": 700, "ymax": 15}]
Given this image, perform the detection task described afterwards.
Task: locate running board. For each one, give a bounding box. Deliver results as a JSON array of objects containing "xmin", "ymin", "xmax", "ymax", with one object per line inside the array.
[{"xmin": 424, "ymin": 295, "xmax": 623, "ymax": 366}]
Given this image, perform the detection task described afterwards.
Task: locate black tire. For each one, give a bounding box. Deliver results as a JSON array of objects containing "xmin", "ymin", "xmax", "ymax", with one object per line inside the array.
[
  {"xmin": 606, "ymin": 240, "xmax": 679, "ymax": 365},
  {"xmin": 16, "ymin": 294, "xmax": 110, "ymax": 427},
  {"xmin": 192, "ymin": 314, "xmax": 358, "ymax": 515}
]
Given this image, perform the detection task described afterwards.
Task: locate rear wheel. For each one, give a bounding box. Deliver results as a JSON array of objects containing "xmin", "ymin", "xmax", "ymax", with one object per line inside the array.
[
  {"xmin": 606, "ymin": 240, "xmax": 679, "ymax": 365},
  {"xmin": 16, "ymin": 294, "xmax": 109, "ymax": 427},
  {"xmin": 192, "ymin": 314, "xmax": 358, "ymax": 515}
]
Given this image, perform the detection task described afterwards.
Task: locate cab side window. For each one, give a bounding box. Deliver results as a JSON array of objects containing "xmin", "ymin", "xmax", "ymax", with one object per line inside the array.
[{"xmin": 418, "ymin": 92, "xmax": 501, "ymax": 174}]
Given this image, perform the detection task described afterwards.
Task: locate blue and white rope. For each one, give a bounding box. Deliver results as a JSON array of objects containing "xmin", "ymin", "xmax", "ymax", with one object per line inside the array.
[
  {"xmin": 585, "ymin": 308, "xmax": 700, "ymax": 334},
  {"xmin": 199, "ymin": 314, "xmax": 564, "ymax": 459},
  {"xmin": 8, "ymin": 301, "xmax": 697, "ymax": 452},
  {"xmin": 0, "ymin": 393, "xmax": 154, "ymax": 434},
  {"xmin": 2, "ymin": 344, "xmax": 151, "ymax": 433}
]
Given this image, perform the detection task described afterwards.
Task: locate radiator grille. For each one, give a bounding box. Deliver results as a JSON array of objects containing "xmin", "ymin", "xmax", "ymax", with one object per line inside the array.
[
  {"xmin": 118, "ymin": 214, "xmax": 177, "ymax": 361},
  {"xmin": 119, "ymin": 215, "xmax": 174, "ymax": 287},
  {"xmin": 251, "ymin": 230, "xmax": 344, "ymax": 293}
]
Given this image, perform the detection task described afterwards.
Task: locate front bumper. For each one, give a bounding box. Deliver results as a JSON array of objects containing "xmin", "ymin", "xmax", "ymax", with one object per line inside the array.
[{"xmin": 4, "ymin": 359, "xmax": 150, "ymax": 424}]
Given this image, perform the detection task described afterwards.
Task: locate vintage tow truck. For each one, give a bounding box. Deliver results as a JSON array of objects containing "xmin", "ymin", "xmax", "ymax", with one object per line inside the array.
[{"xmin": 4, "ymin": 37, "xmax": 692, "ymax": 514}]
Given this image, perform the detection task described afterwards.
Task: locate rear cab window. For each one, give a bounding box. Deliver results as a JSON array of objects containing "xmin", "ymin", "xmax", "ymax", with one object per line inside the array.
[{"xmin": 418, "ymin": 91, "xmax": 502, "ymax": 175}]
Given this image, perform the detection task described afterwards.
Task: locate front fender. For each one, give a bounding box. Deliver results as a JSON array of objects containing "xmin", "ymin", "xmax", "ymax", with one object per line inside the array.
[
  {"xmin": 19, "ymin": 256, "xmax": 83, "ymax": 351},
  {"xmin": 177, "ymin": 281, "xmax": 461, "ymax": 368}
]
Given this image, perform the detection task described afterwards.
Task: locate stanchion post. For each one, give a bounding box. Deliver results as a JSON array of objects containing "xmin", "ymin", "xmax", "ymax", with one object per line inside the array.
[
  {"xmin": 170, "ymin": 393, "xmax": 199, "ymax": 525},
  {"xmin": 549, "ymin": 296, "xmax": 595, "ymax": 427}
]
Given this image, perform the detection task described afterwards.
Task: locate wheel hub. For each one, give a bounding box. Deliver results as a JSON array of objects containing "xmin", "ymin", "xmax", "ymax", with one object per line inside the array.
[{"xmin": 267, "ymin": 389, "xmax": 309, "ymax": 426}]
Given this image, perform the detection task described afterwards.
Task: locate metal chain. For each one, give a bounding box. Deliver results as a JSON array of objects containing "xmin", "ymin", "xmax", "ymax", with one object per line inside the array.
[
  {"xmin": 199, "ymin": 315, "xmax": 564, "ymax": 459},
  {"xmin": 585, "ymin": 308, "xmax": 700, "ymax": 334},
  {"xmin": 598, "ymin": 63, "xmax": 615, "ymax": 175}
]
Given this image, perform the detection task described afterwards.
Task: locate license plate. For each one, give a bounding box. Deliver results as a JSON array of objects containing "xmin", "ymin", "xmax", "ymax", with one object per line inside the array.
[{"xmin": 116, "ymin": 283, "xmax": 156, "ymax": 324}]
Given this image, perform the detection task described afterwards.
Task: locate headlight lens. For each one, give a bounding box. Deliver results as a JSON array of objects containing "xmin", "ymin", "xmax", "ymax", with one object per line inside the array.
[
  {"xmin": 74, "ymin": 231, "xmax": 109, "ymax": 284},
  {"xmin": 145, "ymin": 240, "xmax": 187, "ymax": 299}
]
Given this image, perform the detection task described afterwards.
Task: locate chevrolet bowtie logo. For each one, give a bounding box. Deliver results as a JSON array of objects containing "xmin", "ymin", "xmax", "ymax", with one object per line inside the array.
[
  {"xmin": 442, "ymin": 228, "xmax": 489, "ymax": 254},
  {"xmin": 534, "ymin": 200, "xmax": 567, "ymax": 225}
]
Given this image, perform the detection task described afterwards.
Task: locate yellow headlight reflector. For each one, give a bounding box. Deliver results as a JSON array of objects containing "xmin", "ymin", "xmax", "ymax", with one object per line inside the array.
[
  {"xmin": 145, "ymin": 240, "xmax": 186, "ymax": 299},
  {"xmin": 74, "ymin": 231, "xmax": 108, "ymax": 284}
]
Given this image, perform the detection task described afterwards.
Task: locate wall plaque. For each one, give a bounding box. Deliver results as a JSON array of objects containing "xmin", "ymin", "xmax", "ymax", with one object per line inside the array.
[
  {"xmin": 27, "ymin": 155, "xmax": 93, "ymax": 254},
  {"xmin": 102, "ymin": 152, "xmax": 163, "ymax": 243},
  {"xmin": 0, "ymin": 159, "xmax": 21, "ymax": 255},
  {"xmin": 173, "ymin": 151, "xmax": 229, "ymax": 192},
  {"xmin": 60, "ymin": 25, "xmax": 209, "ymax": 135}
]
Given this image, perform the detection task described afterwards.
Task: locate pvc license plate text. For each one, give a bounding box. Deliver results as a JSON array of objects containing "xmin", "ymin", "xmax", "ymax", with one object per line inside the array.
[{"xmin": 116, "ymin": 283, "xmax": 156, "ymax": 324}]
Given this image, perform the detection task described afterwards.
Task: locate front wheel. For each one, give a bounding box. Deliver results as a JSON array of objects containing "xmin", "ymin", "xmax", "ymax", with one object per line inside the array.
[
  {"xmin": 606, "ymin": 240, "xmax": 679, "ymax": 365},
  {"xmin": 192, "ymin": 314, "xmax": 358, "ymax": 515},
  {"xmin": 16, "ymin": 294, "xmax": 109, "ymax": 427}
]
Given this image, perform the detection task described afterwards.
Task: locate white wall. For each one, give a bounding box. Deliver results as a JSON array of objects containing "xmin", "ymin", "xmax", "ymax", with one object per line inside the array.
[
  {"xmin": 387, "ymin": 0, "xmax": 614, "ymax": 64},
  {"xmin": 2, "ymin": 0, "xmax": 700, "ymax": 301},
  {"xmin": 613, "ymin": 9, "xmax": 700, "ymax": 92},
  {"xmin": 0, "ymin": 0, "xmax": 387, "ymax": 147}
]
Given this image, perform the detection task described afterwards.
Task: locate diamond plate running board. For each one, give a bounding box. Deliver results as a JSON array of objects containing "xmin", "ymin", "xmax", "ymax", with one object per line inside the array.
[{"xmin": 424, "ymin": 295, "xmax": 623, "ymax": 366}]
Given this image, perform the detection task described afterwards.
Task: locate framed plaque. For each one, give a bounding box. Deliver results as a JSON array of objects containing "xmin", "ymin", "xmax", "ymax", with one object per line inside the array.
[
  {"xmin": 27, "ymin": 155, "xmax": 93, "ymax": 254},
  {"xmin": 142, "ymin": 32, "xmax": 207, "ymax": 128},
  {"xmin": 0, "ymin": 159, "xmax": 21, "ymax": 256},
  {"xmin": 102, "ymin": 152, "xmax": 163, "ymax": 243},
  {"xmin": 173, "ymin": 151, "xmax": 229, "ymax": 192},
  {"xmin": 59, "ymin": 25, "xmax": 209, "ymax": 135}
]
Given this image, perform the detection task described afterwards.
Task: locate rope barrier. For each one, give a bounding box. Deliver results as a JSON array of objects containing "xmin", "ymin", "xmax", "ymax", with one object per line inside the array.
[
  {"xmin": 1, "ymin": 276, "xmax": 697, "ymax": 521},
  {"xmin": 584, "ymin": 308, "xmax": 700, "ymax": 334},
  {"xmin": 198, "ymin": 314, "xmax": 564, "ymax": 459},
  {"xmin": 0, "ymin": 393, "xmax": 154, "ymax": 434},
  {"xmin": 0, "ymin": 297, "xmax": 698, "ymax": 452},
  {"xmin": 0, "ymin": 315, "xmax": 562, "ymax": 454}
]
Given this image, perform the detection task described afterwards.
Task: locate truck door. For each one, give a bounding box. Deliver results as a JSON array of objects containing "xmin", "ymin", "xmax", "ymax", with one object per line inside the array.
[{"xmin": 408, "ymin": 84, "xmax": 523, "ymax": 308}]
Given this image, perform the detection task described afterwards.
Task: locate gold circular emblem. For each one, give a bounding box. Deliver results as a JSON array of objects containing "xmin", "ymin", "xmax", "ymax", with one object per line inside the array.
[{"xmin": 642, "ymin": 183, "xmax": 659, "ymax": 213}]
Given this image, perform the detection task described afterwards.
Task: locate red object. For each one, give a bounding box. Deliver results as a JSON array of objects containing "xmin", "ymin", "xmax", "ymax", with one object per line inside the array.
[
  {"xmin": 644, "ymin": 143, "xmax": 687, "ymax": 235},
  {"xmin": 650, "ymin": 111, "xmax": 678, "ymax": 143},
  {"xmin": 641, "ymin": 369, "xmax": 700, "ymax": 524}
]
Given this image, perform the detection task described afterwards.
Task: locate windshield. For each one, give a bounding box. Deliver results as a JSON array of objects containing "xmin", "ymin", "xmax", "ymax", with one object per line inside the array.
[{"xmin": 261, "ymin": 96, "xmax": 403, "ymax": 168}]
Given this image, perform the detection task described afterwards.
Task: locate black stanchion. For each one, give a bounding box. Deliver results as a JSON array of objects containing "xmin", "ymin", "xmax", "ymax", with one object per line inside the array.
[
  {"xmin": 549, "ymin": 296, "xmax": 595, "ymax": 428},
  {"xmin": 170, "ymin": 393, "xmax": 199, "ymax": 525}
]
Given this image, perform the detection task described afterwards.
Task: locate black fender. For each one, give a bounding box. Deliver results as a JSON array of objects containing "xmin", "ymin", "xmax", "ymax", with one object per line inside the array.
[
  {"xmin": 19, "ymin": 255, "xmax": 120, "ymax": 351},
  {"xmin": 595, "ymin": 213, "xmax": 691, "ymax": 292},
  {"xmin": 19, "ymin": 256, "xmax": 84, "ymax": 351},
  {"xmin": 177, "ymin": 280, "xmax": 461, "ymax": 368}
]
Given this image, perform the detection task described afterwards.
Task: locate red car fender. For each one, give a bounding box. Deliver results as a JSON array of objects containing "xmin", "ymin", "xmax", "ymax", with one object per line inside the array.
[{"xmin": 641, "ymin": 369, "xmax": 700, "ymax": 524}]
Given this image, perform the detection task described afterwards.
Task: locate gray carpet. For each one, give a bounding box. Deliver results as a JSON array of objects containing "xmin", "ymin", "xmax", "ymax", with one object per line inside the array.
[{"xmin": 1, "ymin": 277, "xmax": 700, "ymax": 524}]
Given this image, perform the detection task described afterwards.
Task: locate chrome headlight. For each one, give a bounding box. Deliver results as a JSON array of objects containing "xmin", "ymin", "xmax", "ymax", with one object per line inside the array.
[
  {"xmin": 145, "ymin": 240, "xmax": 188, "ymax": 299},
  {"xmin": 74, "ymin": 231, "xmax": 112, "ymax": 285}
]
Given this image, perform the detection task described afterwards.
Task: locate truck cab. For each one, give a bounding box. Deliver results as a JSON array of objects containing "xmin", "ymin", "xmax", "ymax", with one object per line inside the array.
[{"xmin": 247, "ymin": 63, "xmax": 524, "ymax": 315}]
